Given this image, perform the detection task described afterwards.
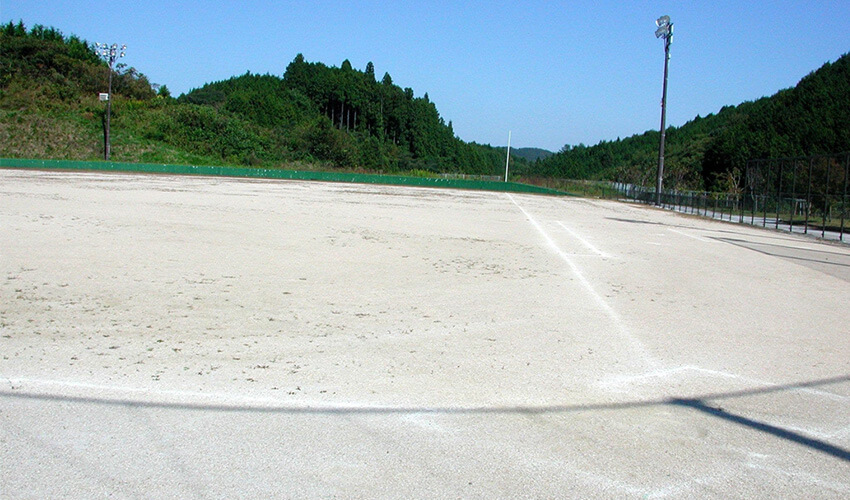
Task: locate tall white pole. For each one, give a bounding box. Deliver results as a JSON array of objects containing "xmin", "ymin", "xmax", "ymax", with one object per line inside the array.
[{"xmin": 504, "ymin": 130, "xmax": 512, "ymax": 182}]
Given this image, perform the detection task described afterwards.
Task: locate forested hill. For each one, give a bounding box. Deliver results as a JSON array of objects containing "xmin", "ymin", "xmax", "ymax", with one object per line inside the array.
[
  {"xmin": 511, "ymin": 148, "xmax": 553, "ymax": 162},
  {"xmin": 519, "ymin": 52, "xmax": 850, "ymax": 190},
  {"xmin": 4, "ymin": 19, "xmax": 846, "ymax": 187},
  {"xmin": 0, "ymin": 21, "xmax": 518, "ymax": 174},
  {"xmin": 179, "ymin": 54, "xmax": 513, "ymax": 173}
]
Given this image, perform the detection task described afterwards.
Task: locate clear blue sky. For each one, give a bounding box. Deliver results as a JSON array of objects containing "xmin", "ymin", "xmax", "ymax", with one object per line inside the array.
[{"xmin": 5, "ymin": 1, "xmax": 850, "ymax": 151}]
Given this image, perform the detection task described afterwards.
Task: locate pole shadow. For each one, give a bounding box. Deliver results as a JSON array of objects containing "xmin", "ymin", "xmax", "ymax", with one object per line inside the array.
[
  {"xmin": 3, "ymin": 375, "xmax": 849, "ymax": 461},
  {"xmin": 670, "ymin": 397, "xmax": 850, "ymax": 461}
]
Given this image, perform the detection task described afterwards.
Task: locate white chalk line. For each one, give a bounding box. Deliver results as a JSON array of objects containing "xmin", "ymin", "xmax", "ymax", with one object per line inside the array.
[
  {"xmin": 828, "ymin": 425, "xmax": 850, "ymax": 439},
  {"xmin": 6, "ymin": 372, "xmax": 848, "ymax": 441},
  {"xmin": 6, "ymin": 377, "xmax": 834, "ymax": 498},
  {"xmin": 506, "ymin": 194, "xmax": 657, "ymax": 368},
  {"xmin": 667, "ymin": 228, "xmax": 717, "ymax": 243},
  {"xmin": 554, "ymin": 253, "xmax": 605, "ymax": 258},
  {"xmin": 783, "ymin": 422, "xmax": 850, "ymax": 441},
  {"xmin": 564, "ymin": 465, "xmax": 677, "ymax": 498},
  {"xmin": 556, "ymin": 221, "xmax": 613, "ymax": 258},
  {"xmin": 743, "ymin": 461, "xmax": 850, "ymax": 493},
  {"xmin": 599, "ymin": 366, "xmax": 850, "ymax": 441},
  {"xmin": 561, "ymin": 458, "xmax": 731, "ymax": 498},
  {"xmin": 0, "ymin": 376, "xmax": 349, "ymax": 410},
  {"xmin": 600, "ymin": 365, "xmax": 850, "ymax": 402}
]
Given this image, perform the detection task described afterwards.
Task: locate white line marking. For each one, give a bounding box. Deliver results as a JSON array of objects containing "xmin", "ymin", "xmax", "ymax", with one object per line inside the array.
[
  {"xmin": 0, "ymin": 376, "xmax": 342, "ymax": 409},
  {"xmin": 743, "ymin": 461, "xmax": 850, "ymax": 493},
  {"xmin": 556, "ymin": 221, "xmax": 612, "ymax": 258},
  {"xmin": 668, "ymin": 228, "xmax": 716, "ymax": 243},
  {"xmin": 828, "ymin": 425, "xmax": 850, "ymax": 439},
  {"xmin": 599, "ymin": 365, "xmax": 850, "ymax": 402},
  {"xmin": 506, "ymin": 194, "xmax": 656, "ymax": 368}
]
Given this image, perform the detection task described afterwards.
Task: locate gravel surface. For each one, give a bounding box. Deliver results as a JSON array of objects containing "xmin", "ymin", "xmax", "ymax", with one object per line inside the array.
[{"xmin": 2, "ymin": 169, "xmax": 849, "ymax": 498}]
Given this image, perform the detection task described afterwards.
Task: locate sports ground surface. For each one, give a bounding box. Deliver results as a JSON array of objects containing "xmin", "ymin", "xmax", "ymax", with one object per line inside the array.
[{"xmin": 1, "ymin": 169, "xmax": 849, "ymax": 498}]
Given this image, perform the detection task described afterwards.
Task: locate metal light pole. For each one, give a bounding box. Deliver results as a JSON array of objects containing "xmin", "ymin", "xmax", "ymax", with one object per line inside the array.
[
  {"xmin": 654, "ymin": 16, "xmax": 673, "ymax": 205},
  {"xmin": 96, "ymin": 43, "xmax": 126, "ymax": 161}
]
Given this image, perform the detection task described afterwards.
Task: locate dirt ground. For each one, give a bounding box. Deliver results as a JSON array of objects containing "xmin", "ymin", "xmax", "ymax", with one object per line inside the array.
[{"xmin": 1, "ymin": 169, "xmax": 848, "ymax": 498}]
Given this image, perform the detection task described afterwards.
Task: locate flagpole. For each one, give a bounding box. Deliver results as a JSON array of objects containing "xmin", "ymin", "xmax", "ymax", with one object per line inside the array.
[{"xmin": 504, "ymin": 131, "xmax": 512, "ymax": 182}]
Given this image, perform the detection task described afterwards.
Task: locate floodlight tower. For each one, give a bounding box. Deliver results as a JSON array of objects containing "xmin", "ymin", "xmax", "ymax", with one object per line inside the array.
[
  {"xmin": 96, "ymin": 42, "xmax": 126, "ymax": 160},
  {"xmin": 654, "ymin": 15, "xmax": 673, "ymax": 205}
]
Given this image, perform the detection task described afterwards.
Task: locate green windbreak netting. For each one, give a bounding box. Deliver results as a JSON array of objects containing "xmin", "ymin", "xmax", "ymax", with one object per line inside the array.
[{"xmin": 0, "ymin": 158, "xmax": 567, "ymax": 196}]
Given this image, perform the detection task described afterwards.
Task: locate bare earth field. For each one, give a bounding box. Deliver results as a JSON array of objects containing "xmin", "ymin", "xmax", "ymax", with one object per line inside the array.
[{"xmin": 1, "ymin": 168, "xmax": 848, "ymax": 498}]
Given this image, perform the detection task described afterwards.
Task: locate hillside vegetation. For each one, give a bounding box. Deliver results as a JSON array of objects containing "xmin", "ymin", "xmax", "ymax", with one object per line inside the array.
[
  {"xmin": 520, "ymin": 52, "xmax": 850, "ymax": 190},
  {"xmin": 3, "ymin": 20, "xmax": 848, "ymax": 189},
  {"xmin": 0, "ymin": 21, "xmax": 519, "ymax": 175},
  {"xmin": 511, "ymin": 147, "xmax": 553, "ymax": 162}
]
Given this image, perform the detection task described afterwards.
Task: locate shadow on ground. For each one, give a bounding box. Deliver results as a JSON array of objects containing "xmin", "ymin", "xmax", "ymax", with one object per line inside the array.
[{"xmin": 3, "ymin": 375, "xmax": 848, "ymax": 461}]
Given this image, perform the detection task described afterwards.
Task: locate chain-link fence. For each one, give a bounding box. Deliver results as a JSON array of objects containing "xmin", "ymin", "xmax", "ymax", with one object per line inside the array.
[{"xmin": 615, "ymin": 153, "xmax": 849, "ymax": 243}]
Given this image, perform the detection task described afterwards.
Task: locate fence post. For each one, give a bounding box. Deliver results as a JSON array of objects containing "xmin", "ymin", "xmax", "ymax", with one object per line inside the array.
[
  {"xmin": 790, "ymin": 159, "xmax": 798, "ymax": 233},
  {"xmin": 762, "ymin": 160, "xmax": 769, "ymax": 227},
  {"xmin": 823, "ymin": 158, "xmax": 831, "ymax": 238},
  {"xmin": 775, "ymin": 159, "xmax": 784, "ymax": 229},
  {"xmin": 805, "ymin": 157, "xmax": 814, "ymax": 234},
  {"xmin": 739, "ymin": 192, "xmax": 744, "ymax": 223},
  {"xmin": 718, "ymin": 194, "xmax": 724, "ymax": 221},
  {"xmin": 749, "ymin": 160, "xmax": 756, "ymax": 225},
  {"xmin": 841, "ymin": 153, "xmax": 848, "ymax": 242}
]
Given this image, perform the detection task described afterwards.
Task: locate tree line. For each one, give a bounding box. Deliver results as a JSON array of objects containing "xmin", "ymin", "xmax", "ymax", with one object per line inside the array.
[
  {"xmin": 519, "ymin": 52, "xmax": 850, "ymax": 191},
  {"xmin": 4, "ymin": 19, "xmax": 846, "ymax": 189},
  {"xmin": 1, "ymin": 21, "xmax": 518, "ymax": 173},
  {"xmin": 1, "ymin": 20, "xmax": 156, "ymax": 102},
  {"xmin": 178, "ymin": 55, "xmax": 514, "ymax": 173}
]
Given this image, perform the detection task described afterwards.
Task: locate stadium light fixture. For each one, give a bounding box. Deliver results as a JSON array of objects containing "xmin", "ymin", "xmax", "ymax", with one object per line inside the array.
[
  {"xmin": 654, "ymin": 15, "xmax": 673, "ymax": 206},
  {"xmin": 96, "ymin": 42, "xmax": 127, "ymax": 161}
]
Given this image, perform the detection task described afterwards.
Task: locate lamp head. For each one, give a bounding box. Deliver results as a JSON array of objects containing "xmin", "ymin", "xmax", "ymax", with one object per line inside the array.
[{"xmin": 655, "ymin": 15, "xmax": 672, "ymax": 38}]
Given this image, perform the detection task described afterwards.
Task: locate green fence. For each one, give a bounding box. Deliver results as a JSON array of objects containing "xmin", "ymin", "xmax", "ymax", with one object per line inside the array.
[{"xmin": 0, "ymin": 158, "xmax": 568, "ymax": 196}]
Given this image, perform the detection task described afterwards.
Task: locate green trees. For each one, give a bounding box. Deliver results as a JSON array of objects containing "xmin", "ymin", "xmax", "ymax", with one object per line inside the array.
[
  {"xmin": 1, "ymin": 21, "xmax": 523, "ymax": 174},
  {"xmin": 523, "ymin": 52, "xmax": 850, "ymax": 191},
  {"xmin": 270, "ymin": 54, "xmax": 507, "ymax": 173},
  {"xmin": 5, "ymin": 19, "xmax": 847, "ymax": 183},
  {"xmin": 157, "ymin": 53, "xmax": 514, "ymax": 173},
  {"xmin": 0, "ymin": 20, "xmax": 154, "ymax": 103},
  {"xmin": 155, "ymin": 104, "xmax": 268, "ymax": 163}
]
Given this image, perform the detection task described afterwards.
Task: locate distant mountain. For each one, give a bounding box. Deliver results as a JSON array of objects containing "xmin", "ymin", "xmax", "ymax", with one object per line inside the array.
[
  {"xmin": 519, "ymin": 52, "xmax": 850, "ymax": 190},
  {"xmin": 511, "ymin": 147, "xmax": 553, "ymax": 162}
]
